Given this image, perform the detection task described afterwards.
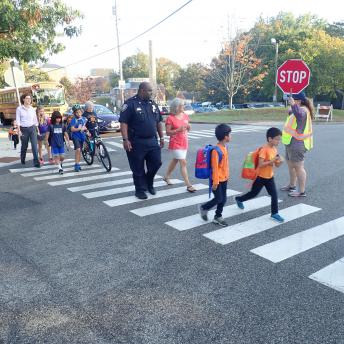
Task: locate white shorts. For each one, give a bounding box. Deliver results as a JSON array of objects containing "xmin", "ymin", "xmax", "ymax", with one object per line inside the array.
[{"xmin": 170, "ymin": 149, "xmax": 187, "ymax": 160}]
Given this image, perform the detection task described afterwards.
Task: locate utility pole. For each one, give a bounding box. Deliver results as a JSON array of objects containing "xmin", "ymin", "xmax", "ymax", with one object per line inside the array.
[
  {"xmin": 112, "ymin": 0, "xmax": 124, "ymax": 107},
  {"xmin": 148, "ymin": 40, "xmax": 157, "ymax": 100},
  {"xmin": 271, "ymin": 38, "xmax": 279, "ymax": 103}
]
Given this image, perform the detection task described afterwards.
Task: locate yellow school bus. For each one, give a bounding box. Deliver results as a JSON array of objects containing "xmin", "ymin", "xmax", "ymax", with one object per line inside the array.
[{"xmin": 0, "ymin": 82, "xmax": 68, "ymax": 125}]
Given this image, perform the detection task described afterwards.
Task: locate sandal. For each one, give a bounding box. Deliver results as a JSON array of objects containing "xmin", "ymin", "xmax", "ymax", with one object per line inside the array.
[
  {"xmin": 163, "ymin": 177, "xmax": 173, "ymax": 185},
  {"xmin": 280, "ymin": 185, "xmax": 296, "ymax": 191},
  {"xmin": 187, "ymin": 186, "xmax": 197, "ymax": 193},
  {"xmin": 288, "ymin": 191, "xmax": 306, "ymax": 197}
]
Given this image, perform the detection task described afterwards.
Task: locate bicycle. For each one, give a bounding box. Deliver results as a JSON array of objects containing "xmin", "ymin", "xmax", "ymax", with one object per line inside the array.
[{"xmin": 82, "ymin": 131, "xmax": 112, "ymax": 172}]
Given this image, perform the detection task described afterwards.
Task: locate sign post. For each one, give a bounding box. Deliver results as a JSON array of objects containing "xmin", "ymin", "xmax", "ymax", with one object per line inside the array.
[{"xmin": 276, "ymin": 59, "xmax": 310, "ymax": 95}]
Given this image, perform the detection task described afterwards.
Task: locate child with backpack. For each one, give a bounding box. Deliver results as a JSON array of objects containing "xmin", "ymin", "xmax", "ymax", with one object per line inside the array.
[
  {"xmin": 46, "ymin": 111, "xmax": 70, "ymax": 174},
  {"xmin": 198, "ymin": 124, "xmax": 231, "ymax": 226},
  {"xmin": 70, "ymin": 104, "xmax": 87, "ymax": 172},
  {"xmin": 8, "ymin": 120, "xmax": 19, "ymax": 150},
  {"xmin": 235, "ymin": 127, "xmax": 284, "ymax": 223}
]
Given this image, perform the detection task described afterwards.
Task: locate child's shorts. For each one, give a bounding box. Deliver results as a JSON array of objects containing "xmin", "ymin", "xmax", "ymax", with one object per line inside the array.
[
  {"xmin": 73, "ymin": 138, "xmax": 84, "ymax": 150},
  {"xmin": 51, "ymin": 146, "xmax": 65, "ymax": 156}
]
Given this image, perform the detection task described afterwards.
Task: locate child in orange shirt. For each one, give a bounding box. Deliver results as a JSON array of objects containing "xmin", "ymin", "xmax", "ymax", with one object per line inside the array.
[
  {"xmin": 198, "ymin": 124, "xmax": 231, "ymax": 226},
  {"xmin": 235, "ymin": 127, "xmax": 284, "ymax": 223}
]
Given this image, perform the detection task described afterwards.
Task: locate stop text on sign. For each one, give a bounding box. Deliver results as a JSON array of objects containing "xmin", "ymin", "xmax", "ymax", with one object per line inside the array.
[
  {"xmin": 279, "ymin": 70, "xmax": 308, "ymax": 84},
  {"xmin": 276, "ymin": 59, "xmax": 310, "ymax": 94}
]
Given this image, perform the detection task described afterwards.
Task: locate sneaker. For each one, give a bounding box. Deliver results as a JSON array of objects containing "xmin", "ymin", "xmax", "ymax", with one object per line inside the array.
[
  {"xmin": 74, "ymin": 164, "xmax": 80, "ymax": 172},
  {"xmin": 58, "ymin": 168, "xmax": 63, "ymax": 175},
  {"xmin": 213, "ymin": 216, "xmax": 228, "ymax": 227},
  {"xmin": 198, "ymin": 204, "xmax": 208, "ymax": 221},
  {"xmin": 235, "ymin": 197, "xmax": 244, "ymax": 210},
  {"xmin": 78, "ymin": 164, "xmax": 82, "ymax": 170},
  {"xmin": 271, "ymin": 213, "xmax": 285, "ymax": 223},
  {"xmin": 288, "ymin": 191, "xmax": 306, "ymax": 197},
  {"xmin": 280, "ymin": 185, "xmax": 296, "ymax": 191}
]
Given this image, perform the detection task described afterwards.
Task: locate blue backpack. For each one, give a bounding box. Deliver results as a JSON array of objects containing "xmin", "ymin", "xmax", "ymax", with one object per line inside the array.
[{"xmin": 195, "ymin": 145, "xmax": 223, "ymax": 197}]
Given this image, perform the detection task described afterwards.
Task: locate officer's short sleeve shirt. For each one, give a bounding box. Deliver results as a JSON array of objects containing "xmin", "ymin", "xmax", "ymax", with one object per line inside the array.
[{"xmin": 119, "ymin": 96, "xmax": 162, "ymax": 139}]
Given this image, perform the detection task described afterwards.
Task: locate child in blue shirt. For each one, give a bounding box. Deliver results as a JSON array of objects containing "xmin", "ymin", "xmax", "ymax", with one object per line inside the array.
[
  {"xmin": 70, "ymin": 104, "xmax": 87, "ymax": 172},
  {"xmin": 46, "ymin": 111, "xmax": 70, "ymax": 174}
]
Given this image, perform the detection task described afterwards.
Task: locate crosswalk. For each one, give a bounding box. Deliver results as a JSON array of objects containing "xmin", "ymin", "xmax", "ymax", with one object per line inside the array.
[
  {"xmin": 9, "ymin": 158, "xmax": 344, "ymax": 296},
  {"xmin": 103, "ymin": 125, "xmax": 270, "ymax": 148}
]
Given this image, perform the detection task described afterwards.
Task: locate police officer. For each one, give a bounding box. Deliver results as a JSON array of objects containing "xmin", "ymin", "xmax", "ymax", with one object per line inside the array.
[{"xmin": 119, "ymin": 82, "xmax": 164, "ymax": 199}]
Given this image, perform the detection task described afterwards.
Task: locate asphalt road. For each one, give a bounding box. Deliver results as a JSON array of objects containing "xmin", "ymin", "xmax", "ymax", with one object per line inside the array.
[{"xmin": 0, "ymin": 123, "xmax": 343, "ymax": 344}]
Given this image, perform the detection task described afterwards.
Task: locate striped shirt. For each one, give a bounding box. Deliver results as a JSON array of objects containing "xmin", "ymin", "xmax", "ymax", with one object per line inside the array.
[{"xmin": 16, "ymin": 105, "xmax": 38, "ymax": 127}]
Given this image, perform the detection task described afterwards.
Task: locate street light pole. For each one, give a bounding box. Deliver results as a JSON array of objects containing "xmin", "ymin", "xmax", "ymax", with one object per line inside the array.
[
  {"xmin": 271, "ymin": 38, "xmax": 279, "ymax": 103},
  {"xmin": 112, "ymin": 0, "xmax": 124, "ymax": 107}
]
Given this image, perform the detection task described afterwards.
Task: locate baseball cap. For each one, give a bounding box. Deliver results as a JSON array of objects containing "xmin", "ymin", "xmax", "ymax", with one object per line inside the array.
[{"xmin": 293, "ymin": 92, "xmax": 306, "ymax": 101}]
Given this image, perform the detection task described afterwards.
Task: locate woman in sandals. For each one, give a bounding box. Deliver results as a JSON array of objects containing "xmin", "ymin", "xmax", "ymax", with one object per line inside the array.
[
  {"xmin": 164, "ymin": 98, "xmax": 196, "ymax": 193},
  {"xmin": 281, "ymin": 92, "xmax": 313, "ymax": 197}
]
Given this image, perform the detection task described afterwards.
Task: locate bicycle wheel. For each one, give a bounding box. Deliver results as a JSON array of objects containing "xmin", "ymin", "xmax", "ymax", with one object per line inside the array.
[
  {"xmin": 97, "ymin": 141, "xmax": 112, "ymax": 172},
  {"xmin": 82, "ymin": 140, "xmax": 94, "ymax": 165}
]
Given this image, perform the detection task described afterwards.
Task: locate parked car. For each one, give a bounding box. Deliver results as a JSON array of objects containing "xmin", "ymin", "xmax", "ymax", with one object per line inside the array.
[
  {"xmin": 184, "ymin": 105, "xmax": 195, "ymax": 116},
  {"xmin": 64, "ymin": 104, "xmax": 120, "ymax": 133},
  {"xmin": 159, "ymin": 105, "xmax": 170, "ymax": 117}
]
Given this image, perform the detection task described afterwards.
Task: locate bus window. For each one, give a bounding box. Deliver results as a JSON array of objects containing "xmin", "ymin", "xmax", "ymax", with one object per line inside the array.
[{"xmin": 34, "ymin": 88, "xmax": 65, "ymax": 106}]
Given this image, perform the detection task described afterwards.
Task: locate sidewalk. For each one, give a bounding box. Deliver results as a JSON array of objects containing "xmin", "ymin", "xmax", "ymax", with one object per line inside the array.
[{"xmin": 0, "ymin": 128, "xmax": 33, "ymax": 167}]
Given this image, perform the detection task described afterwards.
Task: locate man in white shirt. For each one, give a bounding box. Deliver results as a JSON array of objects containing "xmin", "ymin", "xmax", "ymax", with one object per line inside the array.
[{"xmin": 16, "ymin": 93, "xmax": 40, "ymax": 167}]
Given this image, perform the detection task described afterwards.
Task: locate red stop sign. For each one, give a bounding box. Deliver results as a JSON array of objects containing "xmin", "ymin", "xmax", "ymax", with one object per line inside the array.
[{"xmin": 276, "ymin": 59, "xmax": 310, "ymax": 94}]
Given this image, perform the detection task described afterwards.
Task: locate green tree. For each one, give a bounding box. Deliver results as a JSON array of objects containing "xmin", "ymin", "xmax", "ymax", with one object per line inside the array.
[
  {"xmin": 122, "ymin": 52, "xmax": 149, "ymax": 79},
  {"xmin": 22, "ymin": 63, "xmax": 50, "ymax": 82},
  {"xmin": 156, "ymin": 57, "xmax": 181, "ymax": 99},
  {"xmin": 174, "ymin": 63, "xmax": 209, "ymax": 101},
  {"xmin": 0, "ymin": 0, "xmax": 82, "ymax": 62},
  {"xmin": 248, "ymin": 12, "xmax": 327, "ymax": 100},
  {"xmin": 59, "ymin": 76, "xmax": 74, "ymax": 102},
  {"xmin": 303, "ymin": 30, "xmax": 344, "ymax": 98},
  {"xmin": 0, "ymin": 61, "xmax": 9, "ymax": 88},
  {"xmin": 109, "ymin": 71, "xmax": 120, "ymax": 88},
  {"xmin": 325, "ymin": 21, "xmax": 344, "ymax": 38}
]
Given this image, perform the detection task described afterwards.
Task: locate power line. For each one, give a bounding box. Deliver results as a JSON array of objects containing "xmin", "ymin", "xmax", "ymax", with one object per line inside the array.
[{"xmin": 47, "ymin": 0, "xmax": 194, "ymax": 74}]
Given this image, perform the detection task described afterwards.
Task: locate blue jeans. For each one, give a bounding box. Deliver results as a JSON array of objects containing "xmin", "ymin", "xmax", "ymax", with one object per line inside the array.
[{"xmin": 202, "ymin": 180, "xmax": 228, "ymax": 217}]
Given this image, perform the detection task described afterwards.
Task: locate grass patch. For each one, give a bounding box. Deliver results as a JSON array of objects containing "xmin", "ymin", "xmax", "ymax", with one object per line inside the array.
[{"xmin": 190, "ymin": 108, "xmax": 344, "ymax": 123}]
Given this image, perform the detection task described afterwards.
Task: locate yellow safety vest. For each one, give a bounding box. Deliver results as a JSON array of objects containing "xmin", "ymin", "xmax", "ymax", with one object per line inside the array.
[{"xmin": 282, "ymin": 107, "xmax": 313, "ymax": 151}]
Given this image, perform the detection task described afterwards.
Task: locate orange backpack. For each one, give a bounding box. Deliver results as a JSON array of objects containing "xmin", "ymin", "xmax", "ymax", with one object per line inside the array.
[{"xmin": 241, "ymin": 147, "xmax": 262, "ymax": 180}]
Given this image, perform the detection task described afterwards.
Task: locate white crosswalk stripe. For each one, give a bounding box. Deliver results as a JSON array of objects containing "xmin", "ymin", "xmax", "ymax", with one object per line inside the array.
[
  {"xmin": 48, "ymin": 170, "xmax": 132, "ymax": 186},
  {"xmin": 34, "ymin": 168, "xmax": 118, "ymax": 181},
  {"xmin": 82, "ymin": 178, "xmax": 182, "ymax": 199},
  {"xmin": 67, "ymin": 176, "xmax": 162, "ymax": 192},
  {"xmin": 166, "ymin": 196, "xmax": 279, "ymax": 231},
  {"xmin": 184, "ymin": 132, "xmax": 213, "ymax": 137},
  {"xmin": 204, "ymin": 204, "xmax": 320, "ymax": 245},
  {"xmin": 21, "ymin": 164, "xmax": 100, "ymax": 177},
  {"xmin": 106, "ymin": 141, "xmax": 124, "ymax": 148},
  {"xmin": 10, "ymin": 143, "xmax": 344, "ymax": 297},
  {"xmin": 9, "ymin": 159, "xmax": 74, "ymax": 172},
  {"xmin": 131, "ymin": 189, "xmax": 241, "ymax": 217},
  {"xmin": 251, "ymin": 215, "xmax": 344, "ymax": 263},
  {"xmin": 104, "ymin": 183, "xmax": 208, "ymax": 207},
  {"xmin": 309, "ymin": 258, "xmax": 344, "ymax": 294}
]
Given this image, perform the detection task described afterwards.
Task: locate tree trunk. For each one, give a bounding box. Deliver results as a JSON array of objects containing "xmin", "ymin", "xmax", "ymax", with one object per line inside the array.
[{"xmin": 228, "ymin": 94, "xmax": 233, "ymax": 109}]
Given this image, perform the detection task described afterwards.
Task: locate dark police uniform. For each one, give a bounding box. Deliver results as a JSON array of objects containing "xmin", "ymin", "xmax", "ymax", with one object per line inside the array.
[{"xmin": 119, "ymin": 95, "xmax": 163, "ymax": 193}]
